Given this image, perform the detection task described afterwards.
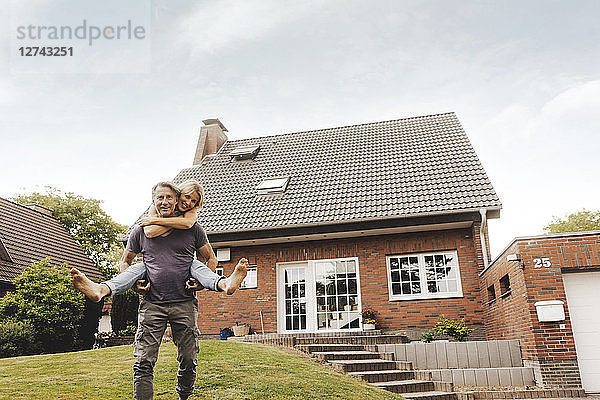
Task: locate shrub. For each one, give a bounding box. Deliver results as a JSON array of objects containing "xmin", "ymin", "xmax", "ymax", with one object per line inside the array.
[
  {"xmin": 434, "ymin": 316, "xmax": 473, "ymax": 341},
  {"xmin": 419, "ymin": 330, "xmax": 437, "ymax": 343},
  {"xmin": 0, "ymin": 320, "xmax": 41, "ymax": 357},
  {"xmin": 111, "ymin": 289, "xmax": 139, "ymax": 334},
  {"xmin": 420, "ymin": 315, "xmax": 473, "ymax": 342},
  {"xmin": 0, "ymin": 258, "xmax": 85, "ymax": 353},
  {"xmin": 118, "ymin": 324, "xmax": 137, "ymax": 336}
]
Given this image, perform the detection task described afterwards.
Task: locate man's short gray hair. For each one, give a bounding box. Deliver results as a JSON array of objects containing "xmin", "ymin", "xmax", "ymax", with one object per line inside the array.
[{"xmin": 152, "ymin": 181, "xmax": 181, "ymax": 198}]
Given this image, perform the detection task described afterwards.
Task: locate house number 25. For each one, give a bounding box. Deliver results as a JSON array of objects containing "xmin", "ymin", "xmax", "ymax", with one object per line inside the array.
[{"xmin": 533, "ymin": 258, "xmax": 551, "ymax": 268}]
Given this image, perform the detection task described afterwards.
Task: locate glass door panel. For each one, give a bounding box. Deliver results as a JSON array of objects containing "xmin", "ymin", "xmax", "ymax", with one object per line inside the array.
[
  {"xmin": 314, "ymin": 259, "xmax": 360, "ymax": 330},
  {"xmin": 283, "ymin": 266, "xmax": 307, "ymax": 331}
]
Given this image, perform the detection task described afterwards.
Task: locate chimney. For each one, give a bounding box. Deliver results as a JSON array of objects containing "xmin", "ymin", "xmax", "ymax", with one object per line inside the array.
[
  {"xmin": 25, "ymin": 204, "xmax": 54, "ymax": 217},
  {"xmin": 193, "ymin": 118, "xmax": 228, "ymax": 165}
]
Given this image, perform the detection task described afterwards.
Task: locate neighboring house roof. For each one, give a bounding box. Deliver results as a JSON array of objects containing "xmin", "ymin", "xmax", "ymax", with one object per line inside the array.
[
  {"xmin": 168, "ymin": 112, "xmax": 500, "ymax": 235},
  {"xmin": 0, "ymin": 197, "xmax": 102, "ymax": 283}
]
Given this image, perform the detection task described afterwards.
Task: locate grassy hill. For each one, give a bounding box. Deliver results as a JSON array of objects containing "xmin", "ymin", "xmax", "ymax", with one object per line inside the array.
[{"xmin": 0, "ymin": 340, "xmax": 404, "ymax": 399}]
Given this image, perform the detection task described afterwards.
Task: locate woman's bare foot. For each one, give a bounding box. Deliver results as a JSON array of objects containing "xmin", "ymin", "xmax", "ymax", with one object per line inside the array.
[
  {"xmin": 223, "ymin": 258, "xmax": 249, "ymax": 295},
  {"xmin": 70, "ymin": 268, "xmax": 110, "ymax": 302}
]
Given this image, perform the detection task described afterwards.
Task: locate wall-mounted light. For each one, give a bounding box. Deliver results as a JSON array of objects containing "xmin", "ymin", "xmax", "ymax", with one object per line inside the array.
[
  {"xmin": 506, "ymin": 253, "xmax": 525, "ymax": 269},
  {"xmin": 506, "ymin": 253, "xmax": 520, "ymax": 261}
]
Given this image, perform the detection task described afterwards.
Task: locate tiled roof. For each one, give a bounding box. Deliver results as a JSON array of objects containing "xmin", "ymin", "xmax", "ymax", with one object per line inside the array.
[
  {"xmin": 158, "ymin": 112, "xmax": 501, "ymax": 234},
  {"xmin": 0, "ymin": 197, "xmax": 102, "ymax": 283}
]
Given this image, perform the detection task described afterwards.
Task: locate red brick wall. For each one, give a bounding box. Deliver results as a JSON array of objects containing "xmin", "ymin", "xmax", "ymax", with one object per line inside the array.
[
  {"xmin": 193, "ymin": 124, "xmax": 227, "ymax": 165},
  {"xmin": 481, "ymin": 233, "xmax": 600, "ymax": 388},
  {"xmin": 196, "ymin": 227, "xmax": 485, "ymax": 337},
  {"xmin": 480, "ymin": 241, "xmax": 534, "ymax": 351}
]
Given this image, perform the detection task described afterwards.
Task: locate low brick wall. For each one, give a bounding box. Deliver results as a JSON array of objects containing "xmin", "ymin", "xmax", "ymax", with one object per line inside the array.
[
  {"xmin": 102, "ymin": 335, "xmax": 135, "ymax": 347},
  {"xmin": 244, "ymin": 335, "xmax": 297, "ymax": 347}
]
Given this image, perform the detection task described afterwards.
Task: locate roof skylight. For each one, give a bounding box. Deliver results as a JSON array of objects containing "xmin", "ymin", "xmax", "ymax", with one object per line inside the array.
[
  {"xmin": 257, "ymin": 177, "xmax": 290, "ymax": 194},
  {"xmin": 229, "ymin": 145, "xmax": 260, "ymax": 160}
]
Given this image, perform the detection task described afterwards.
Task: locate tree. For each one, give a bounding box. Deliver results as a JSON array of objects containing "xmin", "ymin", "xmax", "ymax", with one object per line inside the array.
[
  {"xmin": 0, "ymin": 258, "xmax": 84, "ymax": 354},
  {"xmin": 544, "ymin": 209, "xmax": 600, "ymax": 234},
  {"xmin": 12, "ymin": 187, "xmax": 127, "ymax": 279}
]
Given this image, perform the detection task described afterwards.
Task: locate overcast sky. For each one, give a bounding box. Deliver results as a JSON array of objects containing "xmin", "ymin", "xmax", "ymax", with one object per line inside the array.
[{"xmin": 1, "ymin": 0, "xmax": 598, "ymax": 258}]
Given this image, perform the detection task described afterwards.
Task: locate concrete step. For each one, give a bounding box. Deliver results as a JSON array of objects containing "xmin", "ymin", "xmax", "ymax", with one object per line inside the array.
[
  {"xmin": 329, "ymin": 359, "xmax": 398, "ymax": 373},
  {"xmin": 295, "ymin": 335, "xmax": 409, "ymax": 345},
  {"xmin": 312, "ymin": 351, "xmax": 382, "ymax": 361},
  {"xmin": 400, "ymin": 391, "xmax": 458, "ymax": 400},
  {"xmin": 296, "ymin": 344, "xmax": 366, "ymax": 353},
  {"xmin": 348, "ymin": 369, "xmax": 415, "ymax": 383},
  {"xmin": 373, "ymin": 379, "xmax": 435, "ymax": 393},
  {"xmin": 392, "ymin": 360, "xmax": 413, "ymax": 370}
]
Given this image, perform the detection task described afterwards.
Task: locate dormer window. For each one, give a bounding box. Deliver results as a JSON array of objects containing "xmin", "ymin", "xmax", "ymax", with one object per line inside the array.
[
  {"xmin": 257, "ymin": 177, "xmax": 289, "ymax": 194},
  {"xmin": 229, "ymin": 145, "xmax": 260, "ymax": 160}
]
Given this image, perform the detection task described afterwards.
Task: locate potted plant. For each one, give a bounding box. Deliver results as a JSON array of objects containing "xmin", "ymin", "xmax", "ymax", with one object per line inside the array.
[{"xmin": 362, "ymin": 309, "xmax": 377, "ymax": 330}]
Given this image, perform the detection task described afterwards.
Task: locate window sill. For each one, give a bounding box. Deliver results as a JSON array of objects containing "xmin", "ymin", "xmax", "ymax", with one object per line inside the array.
[
  {"xmin": 487, "ymin": 299, "xmax": 496, "ymax": 306},
  {"xmin": 239, "ymin": 286, "xmax": 258, "ymax": 290},
  {"xmin": 388, "ymin": 293, "xmax": 464, "ymax": 301},
  {"xmin": 499, "ymin": 290, "xmax": 511, "ymax": 298}
]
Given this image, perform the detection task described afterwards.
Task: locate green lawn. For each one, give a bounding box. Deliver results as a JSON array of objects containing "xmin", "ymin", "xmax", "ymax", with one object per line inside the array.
[{"xmin": 0, "ymin": 341, "xmax": 404, "ymax": 399}]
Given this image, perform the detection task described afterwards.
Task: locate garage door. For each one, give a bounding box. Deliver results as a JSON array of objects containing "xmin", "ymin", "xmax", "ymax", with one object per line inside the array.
[{"xmin": 563, "ymin": 272, "xmax": 600, "ymax": 392}]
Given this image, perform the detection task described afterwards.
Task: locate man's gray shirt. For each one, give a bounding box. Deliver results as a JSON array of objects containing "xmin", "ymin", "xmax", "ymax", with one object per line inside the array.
[{"xmin": 126, "ymin": 223, "xmax": 209, "ymax": 304}]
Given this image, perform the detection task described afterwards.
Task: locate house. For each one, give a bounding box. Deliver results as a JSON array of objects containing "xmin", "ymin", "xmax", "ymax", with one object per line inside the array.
[
  {"xmin": 125, "ymin": 113, "xmax": 599, "ymax": 391},
  {"xmin": 0, "ymin": 197, "xmax": 102, "ymax": 295},
  {"xmin": 146, "ymin": 112, "xmax": 502, "ymax": 340},
  {"xmin": 482, "ymin": 231, "xmax": 600, "ymax": 391}
]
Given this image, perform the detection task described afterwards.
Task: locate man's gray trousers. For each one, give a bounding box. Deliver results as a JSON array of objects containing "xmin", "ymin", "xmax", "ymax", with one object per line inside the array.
[{"xmin": 133, "ymin": 299, "xmax": 198, "ymax": 400}]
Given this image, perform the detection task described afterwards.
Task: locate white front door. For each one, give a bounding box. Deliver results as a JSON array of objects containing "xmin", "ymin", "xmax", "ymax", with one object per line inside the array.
[
  {"xmin": 277, "ymin": 258, "xmax": 362, "ymax": 333},
  {"xmin": 563, "ymin": 272, "xmax": 600, "ymax": 393},
  {"xmin": 277, "ymin": 262, "xmax": 312, "ymax": 332}
]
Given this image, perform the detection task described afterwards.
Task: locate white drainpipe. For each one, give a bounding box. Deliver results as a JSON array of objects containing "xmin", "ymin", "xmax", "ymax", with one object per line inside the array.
[{"xmin": 480, "ymin": 208, "xmax": 489, "ymax": 268}]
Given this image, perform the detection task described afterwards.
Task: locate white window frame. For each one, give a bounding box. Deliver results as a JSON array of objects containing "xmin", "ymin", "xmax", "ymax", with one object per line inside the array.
[
  {"xmin": 240, "ymin": 265, "xmax": 257, "ymax": 289},
  {"xmin": 386, "ymin": 250, "xmax": 463, "ymax": 301}
]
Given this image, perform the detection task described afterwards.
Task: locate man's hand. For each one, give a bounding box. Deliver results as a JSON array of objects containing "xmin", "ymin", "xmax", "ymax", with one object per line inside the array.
[
  {"xmin": 132, "ymin": 279, "xmax": 150, "ymax": 294},
  {"xmin": 186, "ymin": 278, "xmax": 205, "ymax": 291},
  {"xmin": 139, "ymin": 216, "xmax": 156, "ymax": 227}
]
